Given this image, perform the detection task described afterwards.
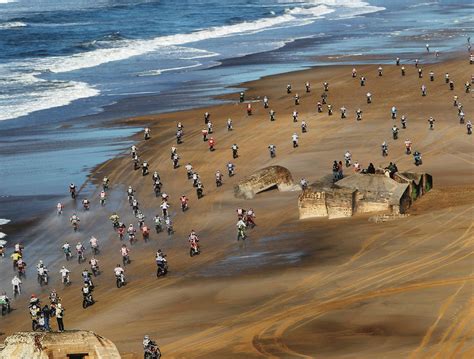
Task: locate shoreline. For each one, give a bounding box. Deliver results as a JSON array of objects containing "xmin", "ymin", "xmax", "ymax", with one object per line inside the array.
[{"xmin": 0, "ymin": 51, "xmax": 473, "ymax": 357}]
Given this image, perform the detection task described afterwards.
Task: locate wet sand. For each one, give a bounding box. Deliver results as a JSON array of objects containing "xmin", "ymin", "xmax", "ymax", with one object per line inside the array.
[{"xmin": 0, "ymin": 56, "xmax": 473, "ymax": 358}]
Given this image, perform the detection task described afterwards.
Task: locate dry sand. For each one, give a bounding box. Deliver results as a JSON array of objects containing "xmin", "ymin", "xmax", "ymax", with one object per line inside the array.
[{"xmin": 1, "ymin": 57, "xmax": 473, "ymax": 358}]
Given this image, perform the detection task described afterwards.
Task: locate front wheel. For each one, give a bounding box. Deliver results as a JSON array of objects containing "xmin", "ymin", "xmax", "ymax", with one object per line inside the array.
[
  {"xmin": 82, "ymin": 299, "xmax": 87, "ymax": 309},
  {"xmin": 116, "ymin": 279, "xmax": 122, "ymax": 288}
]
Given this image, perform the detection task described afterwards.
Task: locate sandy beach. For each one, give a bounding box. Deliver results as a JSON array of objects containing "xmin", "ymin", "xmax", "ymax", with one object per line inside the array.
[{"xmin": 0, "ymin": 55, "xmax": 473, "ymax": 358}]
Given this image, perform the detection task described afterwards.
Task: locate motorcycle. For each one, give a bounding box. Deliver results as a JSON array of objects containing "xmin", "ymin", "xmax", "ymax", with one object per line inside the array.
[
  {"xmin": 237, "ymin": 228, "xmax": 246, "ymax": 241},
  {"xmin": 232, "ymin": 149, "xmax": 238, "ymax": 159},
  {"xmin": 382, "ymin": 147, "xmax": 388, "ymax": 157},
  {"xmin": 228, "ymin": 167, "xmax": 234, "ymax": 177},
  {"xmin": 70, "ymin": 189, "xmax": 76, "ymax": 199},
  {"xmin": 345, "ymin": 158, "xmax": 351, "ymax": 167},
  {"xmin": 414, "ymin": 154, "xmax": 423, "ymax": 166},
  {"xmin": 17, "ymin": 265, "xmax": 26, "ymax": 278},
  {"xmin": 122, "ymin": 255, "xmax": 130, "ymax": 266},
  {"xmin": 72, "ymin": 220, "xmax": 79, "ymax": 232},
  {"xmin": 64, "ymin": 248, "xmax": 72, "ymax": 261},
  {"xmin": 38, "ymin": 272, "xmax": 49, "ymax": 286},
  {"xmin": 0, "ymin": 298, "xmax": 11, "ymax": 316},
  {"xmin": 166, "ymin": 223, "xmax": 174, "ymax": 236},
  {"xmin": 62, "ymin": 274, "xmax": 71, "ymax": 286},
  {"xmin": 156, "ymin": 259, "xmax": 168, "ymax": 278},
  {"xmin": 83, "ymin": 202, "xmax": 90, "ymax": 211},
  {"xmin": 189, "ymin": 244, "xmax": 201, "ymax": 257},
  {"xmin": 155, "ymin": 223, "xmax": 163, "ymax": 234},
  {"xmin": 181, "ymin": 201, "xmax": 188, "ymax": 212},
  {"xmin": 196, "ymin": 187, "xmax": 203, "ymax": 199},
  {"xmin": 142, "ymin": 166, "xmax": 149, "ymax": 176},
  {"xmin": 216, "ymin": 177, "xmax": 222, "ymax": 187},
  {"xmin": 270, "ymin": 149, "xmax": 276, "ymax": 158},
  {"xmin": 393, "ymin": 131, "xmax": 399, "ymax": 140},
  {"xmin": 116, "ymin": 273, "xmax": 126, "ymax": 288},
  {"xmin": 154, "ymin": 182, "xmax": 162, "ymax": 197},
  {"xmin": 142, "ymin": 228, "xmax": 150, "ymax": 241},
  {"xmin": 77, "ymin": 251, "xmax": 85, "ymax": 264},
  {"xmin": 13, "ymin": 285, "xmax": 20, "ymax": 298},
  {"xmin": 82, "ymin": 293, "xmax": 94, "ymax": 309},
  {"xmin": 91, "ymin": 265, "xmax": 100, "ymax": 277},
  {"xmin": 118, "ymin": 227, "xmax": 125, "ymax": 240}
]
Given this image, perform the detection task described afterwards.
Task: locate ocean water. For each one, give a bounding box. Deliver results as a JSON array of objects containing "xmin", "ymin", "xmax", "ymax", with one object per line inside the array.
[{"xmin": 0, "ymin": 0, "xmax": 472, "ymax": 221}]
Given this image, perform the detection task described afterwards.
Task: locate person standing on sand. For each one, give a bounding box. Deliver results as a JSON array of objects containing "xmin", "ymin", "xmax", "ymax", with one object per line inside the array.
[{"xmin": 56, "ymin": 303, "xmax": 64, "ymax": 332}]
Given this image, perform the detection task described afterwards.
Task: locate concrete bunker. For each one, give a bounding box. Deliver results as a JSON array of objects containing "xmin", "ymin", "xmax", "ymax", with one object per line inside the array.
[
  {"xmin": 234, "ymin": 165, "xmax": 299, "ymax": 199},
  {"xmin": 298, "ymin": 172, "xmax": 432, "ymax": 219}
]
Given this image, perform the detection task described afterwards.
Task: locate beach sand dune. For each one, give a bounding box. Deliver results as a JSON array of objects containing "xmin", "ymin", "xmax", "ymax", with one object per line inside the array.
[{"xmin": 0, "ymin": 57, "xmax": 472, "ymax": 358}]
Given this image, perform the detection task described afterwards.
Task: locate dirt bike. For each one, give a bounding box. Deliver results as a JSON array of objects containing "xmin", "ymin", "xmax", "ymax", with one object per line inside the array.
[
  {"xmin": 181, "ymin": 201, "xmax": 188, "ymax": 212},
  {"xmin": 91, "ymin": 246, "xmax": 99, "ymax": 256},
  {"xmin": 77, "ymin": 251, "xmax": 85, "ymax": 264},
  {"xmin": 1, "ymin": 299, "xmax": 11, "ymax": 316},
  {"xmin": 216, "ymin": 177, "xmax": 222, "ymax": 187},
  {"xmin": 82, "ymin": 293, "xmax": 94, "ymax": 309},
  {"xmin": 13, "ymin": 285, "xmax": 20, "ymax": 298},
  {"xmin": 91, "ymin": 265, "xmax": 100, "ymax": 277},
  {"xmin": 62, "ymin": 274, "xmax": 71, "ymax": 286},
  {"xmin": 122, "ymin": 255, "xmax": 130, "ymax": 266},
  {"xmin": 237, "ymin": 228, "xmax": 246, "ymax": 241},
  {"xmin": 196, "ymin": 187, "xmax": 203, "ymax": 199},
  {"xmin": 72, "ymin": 220, "xmax": 79, "ymax": 232},
  {"xmin": 393, "ymin": 131, "xmax": 398, "ymax": 140},
  {"xmin": 38, "ymin": 272, "xmax": 49, "ymax": 286},
  {"xmin": 64, "ymin": 248, "xmax": 72, "ymax": 261},
  {"xmin": 166, "ymin": 224, "xmax": 174, "ymax": 236},
  {"xmin": 156, "ymin": 259, "xmax": 168, "ymax": 278},
  {"xmin": 189, "ymin": 244, "xmax": 201, "ymax": 257},
  {"xmin": 116, "ymin": 273, "xmax": 125, "ymax": 288}
]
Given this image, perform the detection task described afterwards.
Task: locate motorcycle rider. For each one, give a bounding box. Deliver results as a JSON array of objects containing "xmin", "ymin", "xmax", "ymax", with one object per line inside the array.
[
  {"xmin": 360, "ymin": 76, "xmax": 366, "ymax": 86},
  {"xmin": 142, "ymin": 161, "xmax": 149, "ymax": 176},
  {"xmin": 160, "ymin": 201, "xmax": 170, "ymax": 217},
  {"xmin": 227, "ymin": 118, "xmax": 233, "ymax": 131},
  {"xmin": 292, "ymin": 110, "xmax": 298, "ymax": 122},
  {"xmin": 102, "ymin": 176, "xmax": 109, "ymax": 190},
  {"xmin": 327, "ymin": 104, "xmax": 333, "ymax": 116},
  {"xmin": 401, "ymin": 66, "xmax": 406, "ymax": 76},
  {"xmin": 392, "ymin": 125, "xmax": 399, "ymax": 139},
  {"xmin": 366, "ymin": 92, "xmax": 372, "ymax": 104},
  {"xmin": 189, "ymin": 230, "xmax": 200, "ymax": 255},
  {"xmin": 401, "ymin": 115, "xmax": 407, "ymax": 129},
  {"xmin": 286, "ymin": 84, "xmax": 292, "ymax": 93},
  {"xmin": 381, "ymin": 141, "xmax": 388, "ymax": 156},
  {"xmin": 137, "ymin": 211, "xmax": 146, "ymax": 228},
  {"xmin": 352, "ymin": 68, "xmax": 357, "ymax": 77},
  {"xmin": 269, "ymin": 109, "xmax": 276, "ymax": 121},
  {"xmin": 82, "ymin": 283, "xmax": 93, "ymax": 305},
  {"xmin": 323, "ymin": 82, "xmax": 329, "ymax": 91},
  {"xmin": 56, "ymin": 202, "xmax": 63, "ymax": 216},
  {"xmin": 145, "ymin": 127, "xmax": 151, "ymax": 140},
  {"xmin": 204, "ymin": 112, "xmax": 210, "ymax": 124},
  {"xmin": 196, "ymin": 181, "xmax": 204, "ymax": 199},
  {"xmin": 132, "ymin": 198, "xmax": 139, "ymax": 214},
  {"xmin": 305, "ymin": 81, "xmax": 311, "ymax": 92},
  {"xmin": 81, "ymin": 269, "xmax": 94, "ymax": 287},
  {"xmin": 391, "ymin": 106, "xmax": 397, "ymax": 119},
  {"xmin": 263, "ymin": 96, "xmax": 269, "ymax": 108},
  {"xmin": 340, "ymin": 106, "xmax": 347, "ymax": 119},
  {"xmin": 356, "ymin": 109, "xmax": 362, "ymax": 121},
  {"xmin": 208, "ymin": 137, "xmax": 215, "ymax": 151},
  {"xmin": 89, "ymin": 236, "xmax": 99, "ymax": 254},
  {"xmin": 227, "ymin": 162, "xmax": 235, "ymax": 177},
  {"xmin": 70, "ymin": 213, "xmax": 80, "ymax": 230},
  {"xmin": 82, "ymin": 198, "xmax": 90, "ymax": 211},
  {"xmin": 155, "ymin": 250, "xmax": 167, "ymax": 275},
  {"xmin": 76, "ymin": 242, "xmax": 85, "ymax": 260},
  {"xmin": 404, "ymin": 139, "xmax": 412, "ymax": 154},
  {"xmin": 292, "ymin": 133, "xmax": 299, "ymax": 148},
  {"xmin": 165, "ymin": 216, "xmax": 173, "ymax": 235},
  {"xmin": 60, "ymin": 266, "xmax": 70, "ymax": 285},
  {"xmin": 121, "ymin": 245, "xmax": 130, "ymax": 264},
  {"xmin": 413, "ymin": 151, "xmax": 422, "ymax": 166},
  {"xmin": 294, "ymin": 93, "xmax": 300, "ymax": 105},
  {"xmin": 172, "ymin": 153, "xmax": 180, "ymax": 169},
  {"xmin": 109, "ymin": 213, "xmax": 120, "ymax": 228},
  {"xmin": 428, "ymin": 116, "xmax": 435, "ymax": 130},
  {"xmin": 12, "ymin": 275, "xmax": 22, "ymax": 295},
  {"xmin": 130, "ymin": 145, "xmax": 138, "ymax": 158},
  {"xmin": 127, "ymin": 185, "xmax": 134, "ymax": 201},
  {"xmin": 301, "ymin": 120, "xmax": 308, "ymax": 133},
  {"xmin": 207, "ymin": 120, "xmax": 213, "ymax": 134},
  {"xmin": 89, "ymin": 257, "xmax": 99, "ymax": 275},
  {"xmin": 37, "ymin": 262, "xmax": 48, "ymax": 284},
  {"xmin": 429, "ymin": 71, "xmax": 434, "ymax": 81},
  {"xmin": 236, "ymin": 218, "xmax": 246, "ymax": 240},
  {"xmin": 127, "ymin": 224, "xmax": 136, "ymax": 243},
  {"xmin": 396, "ymin": 57, "xmax": 400, "ymax": 66},
  {"xmin": 344, "ymin": 151, "xmax": 352, "ymax": 167},
  {"xmin": 231, "ymin": 144, "xmax": 239, "ymax": 158},
  {"xmin": 378, "ymin": 66, "xmax": 383, "ymax": 76},
  {"xmin": 268, "ymin": 144, "xmax": 276, "ymax": 158},
  {"xmin": 69, "ymin": 183, "xmax": 76, "ymax": 199},
  {"xmin": 180, "ymin": 195, "xmax": 188, "ymax": 211},
  {"xmin": 467, "ymin": 120, "xmax": 472, "ymax": 135},
  {"xmin": 152, "ymin": 171, "xmax": 160, "ymax": 183},
  {"xmin": 421, "ymin": 84, "xmax": 427, "ymax": 96},
  {"xmin": 99, "ymin": 190, "xmax": 106, "ymax": 205},
  {"xmin": 215, "ymin": 170, "xmax": 223, "ymax": 187},
  {"xmin": 247, "ymin": 104, "xmax": 252, "ymax": 116},
  {"xmin": 192, "ymin": 172, "xmax": 200, "ymax": 186},
  {"xmin": 317, "ymin": 101, "xmax": 322, "ymax": 113}
]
